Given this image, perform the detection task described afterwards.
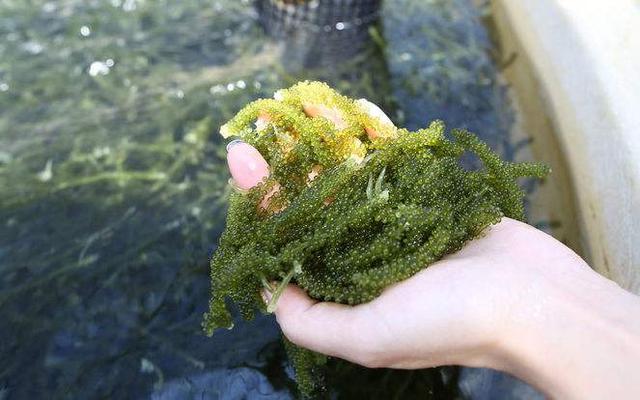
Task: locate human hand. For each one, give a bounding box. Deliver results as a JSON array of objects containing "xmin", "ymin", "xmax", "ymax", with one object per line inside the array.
[
  {"xmin": 225, "ymin": 99, "xmax": 640, "ymax": 400},
  {"xmin": 262, "ymin": 216, "xmax": 586, "ymax": 369}
]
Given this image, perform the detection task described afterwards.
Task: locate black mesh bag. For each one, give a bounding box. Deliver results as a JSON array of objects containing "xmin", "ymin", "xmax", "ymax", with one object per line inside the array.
[{"xmin": 255, "ymin": 0, "xmax": 383, "ymax": 69}]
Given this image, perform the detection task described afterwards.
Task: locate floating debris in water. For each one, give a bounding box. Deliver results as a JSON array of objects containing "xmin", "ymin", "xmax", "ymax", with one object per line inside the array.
[
  {"xmin": 23, "ymin": 41, "xmax": 44, "ymax": 55},
  {"xmin": 37, "ymin": 160, "xmax": 53, "ymax": 182},
  {"xmin": 88, "ymin": 61, "xmax": 110, "ymax": 76}
]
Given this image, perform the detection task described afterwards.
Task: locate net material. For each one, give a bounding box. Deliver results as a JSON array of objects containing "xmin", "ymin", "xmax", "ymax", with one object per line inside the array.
[{"xmin": 256, "ymin": 0, "xmax": 383, "ymax": 69}]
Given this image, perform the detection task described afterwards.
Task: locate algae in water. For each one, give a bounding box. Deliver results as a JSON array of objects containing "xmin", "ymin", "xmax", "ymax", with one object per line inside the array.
[{"xmin": 204, "ymin": 81, "xmax": 549, "ymax": 396}]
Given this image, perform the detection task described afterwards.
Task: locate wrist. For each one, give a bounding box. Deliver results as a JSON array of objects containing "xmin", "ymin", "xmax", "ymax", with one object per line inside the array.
[{"xmin": 495, "ymin": 267, "xmax": 640, "ymax": 399}]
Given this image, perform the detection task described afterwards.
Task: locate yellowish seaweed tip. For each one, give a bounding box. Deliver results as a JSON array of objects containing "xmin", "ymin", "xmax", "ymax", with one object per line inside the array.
[{"xmin": 220, "ymin": 124, "xmax": 232, "ymax": 138}]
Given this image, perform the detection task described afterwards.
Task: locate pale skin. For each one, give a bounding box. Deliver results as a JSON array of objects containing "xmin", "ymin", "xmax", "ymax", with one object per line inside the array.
[{"xmin": 226, "ymin": 100, "xmax": 640, "ymax": 400}]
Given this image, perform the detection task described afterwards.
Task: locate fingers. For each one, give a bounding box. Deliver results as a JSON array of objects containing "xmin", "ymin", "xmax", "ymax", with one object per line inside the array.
[
  {"xmin": 271, "ymin": 284, "xmax": 381, "ymax": 366},
  {"xmin": 225, "ymin": 97, "xmax": 393, "ymax": 192},
  {"xmin": 355, "ymin": 98, "xmax": 396, "ymax": 140},
  {"xmin": 301, "ymin": 99, "xmax": 394, "ymax": 138},
  {"xmin": 355, "ymin": 98, "xmax": 394, "ymax": 126},
  {"xmin": 302, "ymin": 103, "xmax": 348, "ymax": 130},
  {"xmin": 255, "ymin": 111, "xmax": 271, "ymax": 132},
  {"xmin": 226, "ymin": 139, "xmax": 270, "ymax": 190}
]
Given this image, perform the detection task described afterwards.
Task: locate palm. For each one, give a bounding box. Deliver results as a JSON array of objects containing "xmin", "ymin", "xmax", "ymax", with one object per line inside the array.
[{"xmin": 273, "ymin": 218, "xmax": 591, "ymax": 370}]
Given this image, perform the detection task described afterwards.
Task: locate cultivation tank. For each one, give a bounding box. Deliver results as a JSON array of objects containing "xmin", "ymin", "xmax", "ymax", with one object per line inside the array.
[{"xmin": 0, "ymin": 0, "xmax": 601, "ymax": 398}]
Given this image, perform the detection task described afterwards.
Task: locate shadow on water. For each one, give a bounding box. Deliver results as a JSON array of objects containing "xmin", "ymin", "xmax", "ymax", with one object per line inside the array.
[{"xmin": 0, "ymin": 0, "xmax": 545, "ymax": 398}]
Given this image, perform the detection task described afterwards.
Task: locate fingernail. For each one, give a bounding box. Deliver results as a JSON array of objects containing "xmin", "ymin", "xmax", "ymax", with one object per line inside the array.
[
  {"xmin": 227, "ymin": 141, "xmax": 270, "ymax": 190},
  {"xmin": 226, "ymin": 139, "xmax": 245, "ymax": 151},
  {"xmin": 356, "ymin": 98, "xmax": 394, "ymax": 126}
]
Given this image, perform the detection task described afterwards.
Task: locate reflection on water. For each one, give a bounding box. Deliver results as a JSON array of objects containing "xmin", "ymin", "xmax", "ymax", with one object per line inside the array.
[{"xmin": 1, "ymin": 0, "xmax": 544, "ymax": 398}]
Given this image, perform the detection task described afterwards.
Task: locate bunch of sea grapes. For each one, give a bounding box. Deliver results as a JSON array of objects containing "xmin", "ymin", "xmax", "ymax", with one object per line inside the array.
[{"xmin": 203, "ymin": 81, "xmax": 549, "ymax": 396}]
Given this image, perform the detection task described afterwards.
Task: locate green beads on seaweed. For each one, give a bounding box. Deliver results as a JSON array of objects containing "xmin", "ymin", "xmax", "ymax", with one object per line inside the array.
[{"xmin": 203, "ymin": 81, "xmax": 550, "ymax": 396}]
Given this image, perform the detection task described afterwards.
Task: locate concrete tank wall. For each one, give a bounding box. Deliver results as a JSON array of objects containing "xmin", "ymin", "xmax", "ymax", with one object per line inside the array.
[{"xmin": 491, "ymin": 0, "xmax": 640, "ymax": 293}]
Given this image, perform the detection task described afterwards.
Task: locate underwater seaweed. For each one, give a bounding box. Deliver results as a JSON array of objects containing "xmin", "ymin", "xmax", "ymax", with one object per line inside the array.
[{"xmin": 203, "ymin": 81, "xmax": 549, "ymax": 396}]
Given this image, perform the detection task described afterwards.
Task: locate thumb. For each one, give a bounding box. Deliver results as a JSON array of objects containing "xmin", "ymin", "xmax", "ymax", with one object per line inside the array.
[
  {"xmin": 268, "ymin": 284, "xmax": 380, "ymax": 366},
  {"xmin": 226, "ymin": 139, "xmax": 270, "ymax": 190}
]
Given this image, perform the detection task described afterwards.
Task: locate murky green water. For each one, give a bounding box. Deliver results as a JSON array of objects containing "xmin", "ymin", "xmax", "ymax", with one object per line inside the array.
[{"xmin": 0, "ymin": 1, "xmax": 545, "ymax": 398}]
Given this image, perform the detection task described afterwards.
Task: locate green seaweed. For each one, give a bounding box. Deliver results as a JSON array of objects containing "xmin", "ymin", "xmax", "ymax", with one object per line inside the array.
[{"xmin": 203, "ymin": 81, "xmax": 549, "ymax": 396}]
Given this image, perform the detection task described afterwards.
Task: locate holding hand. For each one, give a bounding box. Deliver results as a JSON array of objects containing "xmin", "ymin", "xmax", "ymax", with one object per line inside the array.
[{"xmin": 225, "ymin": 100, "xmax": 640, "ymax": 400}]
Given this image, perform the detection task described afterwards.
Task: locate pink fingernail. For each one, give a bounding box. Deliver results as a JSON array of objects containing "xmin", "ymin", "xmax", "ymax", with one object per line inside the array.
[{"xmin": 226, "ymin": 140, "xmax": 270, "ymax": 190}]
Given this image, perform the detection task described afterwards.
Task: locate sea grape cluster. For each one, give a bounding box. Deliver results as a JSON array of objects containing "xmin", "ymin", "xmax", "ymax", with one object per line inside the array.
[{"xmin": 203, "ymin": 81, "xmax": 549, "ymax": 396}]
